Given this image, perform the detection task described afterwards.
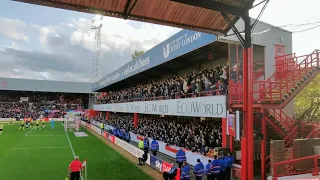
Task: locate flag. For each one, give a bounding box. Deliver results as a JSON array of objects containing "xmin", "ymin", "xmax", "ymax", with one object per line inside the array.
[
  {"xmin": 82, "ymin": 160, "xmax": 86, "ymax": 167},
  {"xmin": 227, "ymin": 112, "xmax": 235, "ymax": 137},
  {"xmin": 235, "ymin": 110, "xmax": 240, "ymax": 141}
]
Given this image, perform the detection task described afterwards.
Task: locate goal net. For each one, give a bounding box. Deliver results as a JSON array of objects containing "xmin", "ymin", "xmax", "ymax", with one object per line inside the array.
[{"xmin": 64, "ymin": 116, "xmax": 80, "ymax": 132}]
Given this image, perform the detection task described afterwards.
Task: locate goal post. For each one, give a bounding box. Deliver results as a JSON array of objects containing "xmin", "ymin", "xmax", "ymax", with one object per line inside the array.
[{"xmin": 64, "ymin": 116, "xmax": 80, "ymax": 132}]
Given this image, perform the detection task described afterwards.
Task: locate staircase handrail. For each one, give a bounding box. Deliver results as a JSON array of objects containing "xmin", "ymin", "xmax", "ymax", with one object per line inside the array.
[
  {"xmin": 264, "ymin": 116, "xmax": 286, "ymax": 137},
  {"xmin": 284, "ymin": 126, "xmax": 298, "ymax": 147},
  {"xmin": 283, "ymin": 125, "xmax": 297, "ymax": 142},
  {"xmin": 306, "ymin": 128, "xmax": 316, "ymax": 139},
  {"xmin": 272, "ymin": 154, "xmax": 320, "ymax": 179},
  {"xmin": 267, "ymin": 109, "xmax": 294, "ymax": 131},
  {"xmin": 255, "ymin": 50, "xmax": 319, "ymax": 102}
]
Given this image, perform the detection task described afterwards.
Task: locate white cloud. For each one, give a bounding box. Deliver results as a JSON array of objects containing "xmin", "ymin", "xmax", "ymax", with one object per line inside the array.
[
  {"xmin": 0, "ymin": 17, "xmax": 30, "ymax": 41},
  {"xmin": 0, "ymin": 16, "xmax": 179, "ymax": 82}
]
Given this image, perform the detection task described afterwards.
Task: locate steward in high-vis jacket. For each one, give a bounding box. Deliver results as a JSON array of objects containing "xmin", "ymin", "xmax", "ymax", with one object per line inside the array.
[
  {"xmin": 193, "ymin": 159, "xmax": 205, "ymax": 180},
  {"xmin": 205, "ymin": 160, "xmax": 213, "ymax": 180},
  {"xmin": 150, "ymin": 139, "xmax": 159, "ymax": 156},
  {"xmin": 180, "ymin": 161, "xmax": 190, "ymax": 180},
  {"xmin": 138, "ymin": 140, "xmax": 144, "ymax": 150},
  {"xmin": 218, "ymin": 153, "xmax": 227, "ymax": 180},
  {"xmin": 113, "ymin": 129, "xmax": 118, "ymax": 136},
  {"xmin": 210, "ymin": 155, "xmax": 221, "ymax": 180},
  {"xmin": 176, "ymin": 148, "xmax": 186, "ymax": 168},
  {"xmin": 143, "ymin": 137, "xmax": 149, "ymax": 153},
  {"xmin": 119, "ymin": 130, "xmax": 124, "ymax": 139},
  {"xmin": 225, "ymin": 153, "xmax": 234, "ymax": 180},
  {"xmin": 125, "ymin": 131, "xmax": 131, "ymax": 142}
]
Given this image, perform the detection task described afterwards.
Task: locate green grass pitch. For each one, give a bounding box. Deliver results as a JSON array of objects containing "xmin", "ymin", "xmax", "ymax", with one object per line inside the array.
[{"xmin": 0, "ymin": 122, "xmax": 152, "ymax": 180}]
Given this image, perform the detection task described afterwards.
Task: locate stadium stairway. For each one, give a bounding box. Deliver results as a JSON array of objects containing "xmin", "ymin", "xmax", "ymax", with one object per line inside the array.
[
  {"xmin": 230, "ymin": 50, "xmax": 320, "ymax": 178},
  {"xmin": 254, "ymin": 49, "xmax": 320, "ymax": 109}
]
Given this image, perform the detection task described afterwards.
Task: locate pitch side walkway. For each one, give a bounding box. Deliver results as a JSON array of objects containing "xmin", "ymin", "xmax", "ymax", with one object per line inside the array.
[{"xmin": 129, "ymin": 141, "xmax": 202, "ymax": 180}]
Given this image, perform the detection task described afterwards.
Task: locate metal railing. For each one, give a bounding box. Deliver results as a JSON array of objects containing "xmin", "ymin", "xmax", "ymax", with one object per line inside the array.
[
  {"xmin": 97, "ymin": 89, "xmax": 228, "ymax": 104},
  {"xmin": 272, "ymin": 154, "xmax": 320, "ymax": 179},
  {"xmin": 255, "ymin": 49, "xmax": 320, "ymax": 103}
]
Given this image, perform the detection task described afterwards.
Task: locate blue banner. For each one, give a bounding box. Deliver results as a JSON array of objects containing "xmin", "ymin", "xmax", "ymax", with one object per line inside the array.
[
  {"xmin": 150, "ymin": 155, "xmax": 163, "ymax": 172},
  {"xmin": 92, "ymin": 29, "xmax": 217, "ymax": 91}
]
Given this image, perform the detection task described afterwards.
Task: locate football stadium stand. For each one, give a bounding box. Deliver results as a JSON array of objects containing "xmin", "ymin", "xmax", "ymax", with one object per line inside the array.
[
  {"xmin": 106, "ymin": 113, "xmax": 222, "ymax": 153},
  {"xmin": 90, "ymin": 20, "xmax": 299, "ymax": 180},
  {"xmin": 0, "ymin": 78, "xmax": 93, "ymax": 119}
]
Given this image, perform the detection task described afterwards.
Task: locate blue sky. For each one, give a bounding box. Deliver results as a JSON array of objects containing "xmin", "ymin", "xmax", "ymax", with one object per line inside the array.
[{"xmin": 0, "ymin": 0, "xmax": 319, "ymax": 82}]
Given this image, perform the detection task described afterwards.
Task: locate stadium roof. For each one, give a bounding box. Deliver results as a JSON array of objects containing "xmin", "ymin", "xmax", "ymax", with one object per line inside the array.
[
  {"xmin": 14, "ymin": 0, "xmax": 255, "ymax": 35},
  {"xmin": 0, "ymin": 77, "xmax": 92, "ymax": 94}
]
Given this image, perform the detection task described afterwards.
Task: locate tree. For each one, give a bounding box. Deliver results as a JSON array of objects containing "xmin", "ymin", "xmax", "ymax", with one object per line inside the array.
[
  {"xmin": 294, "ymin": 74, "xmax": 320, "ymax": 122},
  {"xmin": 132, "ymin": 50, "xmax": 145, "ymax": 60}
]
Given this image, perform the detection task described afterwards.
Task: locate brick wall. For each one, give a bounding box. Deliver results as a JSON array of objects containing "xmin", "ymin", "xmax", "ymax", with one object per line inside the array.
[
  {"xmin": 270, "ymin": 140, "xmax": 285, "ymax": 175},
  {"xmin": 270, "ymin": 138, "xmax": 320, "ymax": 175},
  {"xmin": 293, "ymin": 138, "xmax": 320, "ymax": 170}
]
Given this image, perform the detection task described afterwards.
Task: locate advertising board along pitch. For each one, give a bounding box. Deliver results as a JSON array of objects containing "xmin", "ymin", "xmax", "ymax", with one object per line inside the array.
[{"xmin": 94, "ymin": 95, "xmax": 227, "ymax": 118}]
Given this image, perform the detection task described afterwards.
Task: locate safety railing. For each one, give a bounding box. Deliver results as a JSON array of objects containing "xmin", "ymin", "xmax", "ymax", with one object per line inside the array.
[
  {"xmin": 264, "ymin": 116, "xmax": 286, "ymax": 137},
  {"xmin": 267, "ymin": 109, "xmax": 295, "ymax": 132},
  {"xmin": 302, "ymin": 122, "xmax": 320, "ymax": 139},
  {"xmin": 283, "ymin": 126, "xmax": 298, "ymax": 148},
  {"xmin": 228, "ymin": 81, "xmax": 243, "ymax": 104},
  {"xmin": 255, "ymin": 49, "xmax": 320, "ymax": 103},
  {"xmin": 275, "ymin": 53, "xmax": 296, "ymax": 79},
  {"xmin": 272, "ymin": 154, "xmax": 320, "ymax": 179},
  {"xmin": 252, "ymin": 65, "xmax": 265, "ymax": 80},
  {"xmin": 97, "ymin": 89, "xmax": 228, "ymax": 104}
]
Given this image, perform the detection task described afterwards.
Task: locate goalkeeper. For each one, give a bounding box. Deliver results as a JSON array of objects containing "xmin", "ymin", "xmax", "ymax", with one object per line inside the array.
[
  {"xmin": 51, "ymin": 119, "xmax": 54, "ymax": 129},
  {"xmin": 68, "ymin": 156, "xmax": 83, "ymax": 180}
]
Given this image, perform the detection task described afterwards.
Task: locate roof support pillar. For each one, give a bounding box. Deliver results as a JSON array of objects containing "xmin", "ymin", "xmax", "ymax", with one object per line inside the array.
[
  {"xmin": 242, "ymin": 5, "xmax": 254, "ymax": 180},
  {"xmin": 222, "ymin": 4, "xmax": 254, "ymax": 180}
]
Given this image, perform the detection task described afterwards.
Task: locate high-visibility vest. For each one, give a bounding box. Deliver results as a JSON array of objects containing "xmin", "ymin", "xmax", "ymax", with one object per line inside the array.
[{"xmin": 138, "ymin": 141, "xmax": 144, "ymax": 149}]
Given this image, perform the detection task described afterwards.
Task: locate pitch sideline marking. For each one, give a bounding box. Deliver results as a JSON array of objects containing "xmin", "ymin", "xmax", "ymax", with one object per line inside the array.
[
  {"xmin": 26, "ymin": 134, "xmax": 65, "ymax": 137},
  {"xmin": 0, "ymin": 146, "xmax": 70, "ymax": 151},
  {"xmin": 65, "ymin": 128, "xmax": 76, "ymax": 158},
  {"xmin": 24, "ymin": 128, "xmax": 33, "ymax": 136},
  {"xmin": 0, "ymin": 131, "xmax": 2, "ymax": 135}
]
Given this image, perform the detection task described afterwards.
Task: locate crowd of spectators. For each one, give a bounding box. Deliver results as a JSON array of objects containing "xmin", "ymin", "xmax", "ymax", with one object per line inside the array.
[
  {"xmin": 102, "ymin": 113, "xmax": 222, "ymax": 154},
  {"xmin": 97, "ymin": 63, "xmax": 229, "ymax": 104},
  {"xmin": 0, "ymin": 92, "xmax": 85, "ymax": 119}
]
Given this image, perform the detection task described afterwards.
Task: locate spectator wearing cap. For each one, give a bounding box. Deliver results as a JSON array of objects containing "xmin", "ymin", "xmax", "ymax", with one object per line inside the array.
[{"xmin": 193, "ymin": 158, "xmax": 205, "ymax": 180}]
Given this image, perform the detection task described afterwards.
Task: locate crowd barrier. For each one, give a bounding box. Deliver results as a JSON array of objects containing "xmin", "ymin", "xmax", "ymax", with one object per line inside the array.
[
  {"xmin": 92, "ymin": 120, "xmax": 241, "ymax": 179},
  {"xmin": 81, "ymin": 121, "xmax": 181, "ymax": 180}
]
